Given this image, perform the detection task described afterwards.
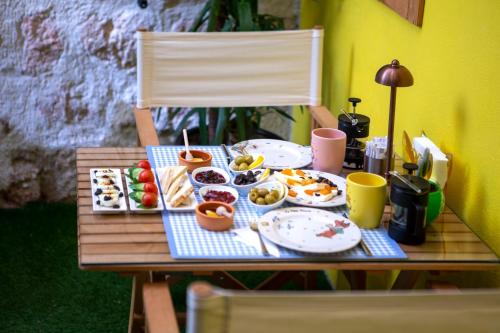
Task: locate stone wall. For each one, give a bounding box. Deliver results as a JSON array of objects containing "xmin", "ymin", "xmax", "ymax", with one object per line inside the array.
[{"xmin": 0, "ymin": 0, "xmax": 298, "ymax": 207}]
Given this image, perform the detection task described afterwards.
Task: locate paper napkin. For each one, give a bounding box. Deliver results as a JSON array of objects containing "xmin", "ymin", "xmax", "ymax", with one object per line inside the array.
[{"xmin": 232, "ymin": 228, "xmax": 281, "ymax": 258}]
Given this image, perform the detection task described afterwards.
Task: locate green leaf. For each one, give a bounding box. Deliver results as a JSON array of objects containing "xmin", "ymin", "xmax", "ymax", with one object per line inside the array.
[
  {"xmin": 207, "ymin": 0, "xmax": 221, "ymax": 32},
  {"xmin": 269, "ymin": 107, "xmax": 296, "ymax": 122},
  {"xmin": 189, "ymin": 0, "xmax": 211, "ymax": 32},
  {"xmin": 198, "ymin": 108, "xmax": 208, "ymax": 145},
  {"xmin": 211, "ymin": 108, "xmax": 228, "ymax": 145},
  {"xmin": 237, "ymin": 0, "xmax": 254, "ymax": 31},
  {"xmin": 172, "ymin": 108, "xmax": 198, "ymax": 138}
]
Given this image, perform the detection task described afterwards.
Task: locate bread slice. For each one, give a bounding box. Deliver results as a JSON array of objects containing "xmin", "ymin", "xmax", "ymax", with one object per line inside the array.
[
  {"xmin": 171, "ymin": 182, "xmax": 194, "ymax": 207},
  {"xmin": 159, "ymin": 167, "xmax": 173, "ymax": 193},
  {"xmin": 165, "ymin": 174, "xmax": 187, "ymax": 202}
]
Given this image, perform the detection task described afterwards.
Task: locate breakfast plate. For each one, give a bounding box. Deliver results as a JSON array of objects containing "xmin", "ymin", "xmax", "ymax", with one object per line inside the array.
[
  {"xmin": 230, "ymin": 139, "xmax": 312, "ymax": 169},
  {"xmin": 258, "ymin": 207, "xmax": 361, "ymax": 253},
  {"xmin": 90, "ymin": 168, "xmax": 127, "ymax": 213},
  {"xmin": 273, "ymin": 169, "xmax": 346, "ymax": 207},
  {"xmin": 157, "ymin": 166, "xmax": 197, "ymax": 212}
]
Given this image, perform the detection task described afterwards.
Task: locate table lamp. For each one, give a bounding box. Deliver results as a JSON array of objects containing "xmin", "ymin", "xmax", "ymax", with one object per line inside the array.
[{"xmin": 375, "ymin": 59, "xmax": 414, "ymax": 179}]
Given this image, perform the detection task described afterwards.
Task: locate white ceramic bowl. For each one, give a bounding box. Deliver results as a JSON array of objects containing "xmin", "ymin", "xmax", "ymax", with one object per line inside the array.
[
  {"xmin": 228, "ymin": 153, "xmax": 264, "ymax": 175},
  {"xmin": 247, "ymin": 181, "xmax": 288, "ymax": 214},
  {"xmin": 199, "ymin": 185, "xmax": 239, "ymax": 205},
  {"xmin": 191, "ymin": 167, "xmax": 230, "ymax": 187},
  {"xmin": 231, "ymin": 169, "xmax": 270, "ymax": 194}
]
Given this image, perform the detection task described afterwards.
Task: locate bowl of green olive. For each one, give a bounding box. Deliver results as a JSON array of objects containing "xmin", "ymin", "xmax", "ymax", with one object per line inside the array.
[
  {"xmin": 229, "ymin": 154, "xmax": 264, "ymax": 174},
  {"xmin": 247, "ymin": 181, "xmax": 288, "ymax": 213}
]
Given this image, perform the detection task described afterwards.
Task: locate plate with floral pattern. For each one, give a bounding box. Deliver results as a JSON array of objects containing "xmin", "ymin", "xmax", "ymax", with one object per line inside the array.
[
  {"xmin": 231, "ymin": 139, "xmax": 312, "ymax": 169},
  {"xmin": 258, "ymin": 207, "xmax": 361, "ymax": 253}
]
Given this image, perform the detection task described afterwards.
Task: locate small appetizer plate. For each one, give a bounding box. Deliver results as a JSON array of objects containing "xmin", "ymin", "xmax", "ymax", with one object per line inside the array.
[
  {"xmin": 90, "ymin": 168, "xmax": 127, "ymax": 214},
  {"xmin": 124, "ymin": 168, "xmax": 164, "ymax": 214}
]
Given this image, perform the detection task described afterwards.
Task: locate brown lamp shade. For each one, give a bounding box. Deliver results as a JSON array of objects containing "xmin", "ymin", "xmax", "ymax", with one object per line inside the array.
[{"xmin": 375, "ymin": 59, "xmax": 414, "ymax": 87}]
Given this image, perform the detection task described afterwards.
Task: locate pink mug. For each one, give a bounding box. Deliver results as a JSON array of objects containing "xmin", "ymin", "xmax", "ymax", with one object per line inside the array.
[{"xmin": 311, "ymin": 128, "xmax": 346, "ymax": 175}]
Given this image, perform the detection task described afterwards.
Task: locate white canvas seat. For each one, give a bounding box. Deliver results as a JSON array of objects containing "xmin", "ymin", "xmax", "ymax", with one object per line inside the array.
[{"xmin": 133, "ymin": 28, "xmax": 337, "ymax": 146}]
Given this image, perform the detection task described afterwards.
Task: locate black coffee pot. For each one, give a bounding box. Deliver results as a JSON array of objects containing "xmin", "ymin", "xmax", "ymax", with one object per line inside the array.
[{"xmin": 388, "ymin": 164, "xmax": 430, "ymax": 245}]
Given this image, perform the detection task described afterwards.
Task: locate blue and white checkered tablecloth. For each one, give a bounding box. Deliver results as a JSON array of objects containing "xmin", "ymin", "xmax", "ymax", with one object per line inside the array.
[{"xmin": 146, "ymin": 145, "xmax": 406, "ymax": 260}]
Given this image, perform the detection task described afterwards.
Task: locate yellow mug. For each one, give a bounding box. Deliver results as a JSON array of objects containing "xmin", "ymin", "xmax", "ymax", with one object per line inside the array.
[{"xmin": 346, "ymin": 172, "xmax": 387, "ymax": 229}]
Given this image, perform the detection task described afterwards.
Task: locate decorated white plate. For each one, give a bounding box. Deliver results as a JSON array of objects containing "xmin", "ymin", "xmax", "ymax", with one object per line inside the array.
[
  {"xmin": 230, "ymin": 139, "xmax": 312, "ymax": 169},
  {"xmin": 275, "ymin": 170, "xmax": 346, "ymax": 208},
  {"xmin": 258, "ymin": 207, "xmax": 361, "ymax": 253}
]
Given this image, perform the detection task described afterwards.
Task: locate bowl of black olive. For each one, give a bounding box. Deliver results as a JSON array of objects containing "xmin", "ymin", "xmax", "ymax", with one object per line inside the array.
[{"xmin": 231, "ymin": 169, "xmax": 270, "ymax": 194}]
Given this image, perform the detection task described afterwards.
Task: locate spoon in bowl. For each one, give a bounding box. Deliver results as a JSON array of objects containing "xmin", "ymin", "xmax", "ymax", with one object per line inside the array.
[
  {"xmin": 215, "ymin": 206, "xmax": 233, "ymax": 218},
  {"xmin": 183, "ymin": 129, "xmax": 203, "ymax": 162}
]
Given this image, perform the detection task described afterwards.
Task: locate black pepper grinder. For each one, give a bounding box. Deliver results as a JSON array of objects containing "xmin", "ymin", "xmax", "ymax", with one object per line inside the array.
[
  {"xmin": 388, "ymin": 164, "xmax": 430, "ymax": 245},
  {"xmin": 338, "ymin": 98, "xmax": 370, "ymax": 170}
]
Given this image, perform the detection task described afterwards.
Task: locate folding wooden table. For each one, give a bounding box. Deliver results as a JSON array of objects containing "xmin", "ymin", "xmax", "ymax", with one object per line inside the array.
[{"xmin": 76, "ymin": 147, "xmax": 499, "ymax": 333}]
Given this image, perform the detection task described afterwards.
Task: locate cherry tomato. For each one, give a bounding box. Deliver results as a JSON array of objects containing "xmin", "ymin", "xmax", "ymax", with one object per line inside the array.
[
  {"xmin": 142, "ymin": 182, "xmax": 158, "ymax": 194},
  {"xmin": 136, "ymin": 160, "xmax": 151, "ymax": 170},
  {"xmin": 141, "ymin": 192, "xmax": 158, "ymax": 207},
  {"xmin": 138, "ymin": 169, "xmax": 155, "ymax": 183}
]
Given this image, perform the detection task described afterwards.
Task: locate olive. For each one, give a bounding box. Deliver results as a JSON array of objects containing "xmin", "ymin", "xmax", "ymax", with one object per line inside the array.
[
  {"xmin": 257, "ymin": 188, "xmax": 269, "ymax": 197},
  {"xmin": 265, "ymin": 193, "xmax": 277, "ymax": 204},
  {"xmin": 244, "ymin": 155, "xmax": 253, "ymax": 164},
  {"xmin": 250, "ymin": 188, "xmax": 259, "ymax": 195},
  {"xmin": 256, "ymin": 197, "xmax": 266, "ymax": 205},
  {"xmin": 249, "ymin": 192, "xmax": 259, "ymax": 203},
  {"xmin": 235, "ymin": 156, "xmax": 245, "ymax": 166},
  {"xmin": 270, "ymin": 189, "xmax": 280, "ymax": 200},
  {"xmin": 238, "ymin": 162, "xmax": 249, "ymax": 171}
]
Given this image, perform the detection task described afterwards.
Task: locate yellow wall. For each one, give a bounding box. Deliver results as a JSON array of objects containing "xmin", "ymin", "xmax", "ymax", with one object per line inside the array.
[{"xmin": 296, "ymin": 0, "xmax": 500, "ymax": 284}]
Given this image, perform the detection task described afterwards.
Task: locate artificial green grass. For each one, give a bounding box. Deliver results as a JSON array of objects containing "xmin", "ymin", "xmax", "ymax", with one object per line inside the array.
[
  {"xmin": 0, "ymin": 203, "xmax": 131, "ymax": 333},
  {"xmin": 0, "ymin": 203, "xmax": 332, "ymax": 332}
]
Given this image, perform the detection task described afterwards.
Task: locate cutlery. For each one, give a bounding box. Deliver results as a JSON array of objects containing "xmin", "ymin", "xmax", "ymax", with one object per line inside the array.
[
  {"xmin": 359, "ymin": 239, "xmax": 373, "ymax": 257},
  {"xmin": 215, "ymin": 206, "xmax": 232, "ymax": 218},
  {"xmin": 250, "ymin": 219, "xmax": 270, "ymax": 256},
  {"xmin": 183, "ymin": 129, "xmax": 194, "ymax": 161},
  {"xmin": 183, "ymin": 129, "xmax": 203, "ymax": 162},
  {"xmin": 221, "ymin": 144, "xmax": 232, "ymax": 165}
]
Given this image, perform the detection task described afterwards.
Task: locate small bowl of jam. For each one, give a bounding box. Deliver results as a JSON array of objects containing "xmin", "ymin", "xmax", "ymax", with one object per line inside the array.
[
  {"xmin": 191, "ymin": 167, "xmax": 230, "ymax": 187},
  {"xmin": 199, "ymin": 185, "xmax": 239, "ymax": 205}
]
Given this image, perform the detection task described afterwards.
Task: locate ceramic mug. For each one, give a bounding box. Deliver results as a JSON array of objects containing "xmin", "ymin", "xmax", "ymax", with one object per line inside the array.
[
  {"xmin": 311, "ymin": 128, "xmax": 346, "ymax": 175},
  {"xmin": 346, "ymin": 172, "xmax": 387, "ymax": 229},
  {"xmin": 426, "ymin": 180, "xmax": 445, "ymax": 225}
]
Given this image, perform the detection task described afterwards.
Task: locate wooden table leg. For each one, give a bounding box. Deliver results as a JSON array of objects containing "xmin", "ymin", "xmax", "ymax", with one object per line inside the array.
[
  {"xmin": 391, "ymin": 270, "xmax": 421, "ymax": 290},
  {"xmin": 128, "ymin": 272, "xmax": 152, "ymax": 333}
]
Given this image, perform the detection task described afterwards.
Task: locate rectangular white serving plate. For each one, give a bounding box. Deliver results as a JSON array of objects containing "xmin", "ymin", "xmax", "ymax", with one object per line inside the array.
[
  {"xmin": 90, "ymin": 168, "xmax": 128, "ymax": 214},
  {"xmin": 124, "ymin": 168, "xmax": 164, "ymax": 214},
  {"xmin": 156, "ymin": 166, "xmax": 198, "ymax": 212}
]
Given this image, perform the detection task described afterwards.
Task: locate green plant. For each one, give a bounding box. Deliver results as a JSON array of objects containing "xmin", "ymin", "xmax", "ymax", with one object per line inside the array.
[{"xmin": 167, "ymin": 0, "xmax": 296, "ymax": 145}]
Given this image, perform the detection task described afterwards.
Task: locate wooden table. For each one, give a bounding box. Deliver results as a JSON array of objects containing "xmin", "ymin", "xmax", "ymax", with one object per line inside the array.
[{"xmin": 77, "ymin": 147, "xmax": 499, "ymax": 332}]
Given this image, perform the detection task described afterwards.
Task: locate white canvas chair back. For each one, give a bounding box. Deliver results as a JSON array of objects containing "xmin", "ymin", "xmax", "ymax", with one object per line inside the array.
[
  {"xmin": 136, "ymin": 29, "xmax": 323, "ymax": 108},
  {"xmin": 187, "ymin": 283, "xmax": 500, "ymax": 333}
]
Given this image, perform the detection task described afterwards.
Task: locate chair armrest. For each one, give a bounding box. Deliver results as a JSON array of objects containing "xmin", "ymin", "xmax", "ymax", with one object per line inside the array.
[
  {"xmin": 309, "ymin": 105, "xmax": 338, "ymax": 129},
  {"xmin": 134, "ymin": 107, "xmax": 160, "ymax": 146},
  {"xmin": 143, "ymin": 282, "xmax": 180, "ymax": 333}
]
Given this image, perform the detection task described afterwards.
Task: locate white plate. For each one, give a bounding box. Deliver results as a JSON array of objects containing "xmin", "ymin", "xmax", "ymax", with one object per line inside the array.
[
  {"xmin": 90, "ymin": 168, "xmax": 127, "ymax": 213},
  {"xmin": 230, "ymin": 139, "xmax": 312, "ymax": 169},
  {"xmin": 258, "ymin": 207, "xmax": 361, "ymax": 253},
  {"xmin": 277, "ymin": 170, "xmax": 346, "ymax": 208},
  {"xmin": 124, "ymin": 168, "xmax": 164, "ymax": 213}
]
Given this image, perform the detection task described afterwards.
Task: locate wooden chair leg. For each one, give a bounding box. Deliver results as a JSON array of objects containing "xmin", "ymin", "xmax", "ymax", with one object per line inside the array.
[{"xmin": 129, "ymin": 272, "xmax": 152, "ymax": 333}]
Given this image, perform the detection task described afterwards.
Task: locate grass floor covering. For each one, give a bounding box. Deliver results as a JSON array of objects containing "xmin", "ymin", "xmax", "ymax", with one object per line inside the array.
[{"xmin": 0, "ymin": 203, "xmax": 331, "ymax": 333}]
